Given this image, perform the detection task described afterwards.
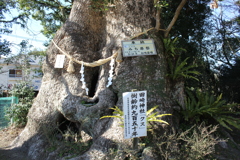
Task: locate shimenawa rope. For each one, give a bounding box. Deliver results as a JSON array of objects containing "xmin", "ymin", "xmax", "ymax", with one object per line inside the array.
[{"xmin": 52, "ymin": 28, "xmax": 154, "ymax": 73}]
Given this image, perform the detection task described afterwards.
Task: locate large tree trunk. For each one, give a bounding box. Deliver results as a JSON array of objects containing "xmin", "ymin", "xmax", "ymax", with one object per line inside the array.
[{"xmin": 12, "ymin": 0, "xmax": 184, "ymax": 159}]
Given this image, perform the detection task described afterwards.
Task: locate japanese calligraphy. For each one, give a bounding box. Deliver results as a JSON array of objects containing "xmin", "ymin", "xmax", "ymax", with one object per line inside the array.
[
  {"xmin": 121, "ymin": 39, "xmax": 157, "ymax": 57},
  {"xmin": 123, "ymin": 90, "xmax": 147, "ymax": 139}
]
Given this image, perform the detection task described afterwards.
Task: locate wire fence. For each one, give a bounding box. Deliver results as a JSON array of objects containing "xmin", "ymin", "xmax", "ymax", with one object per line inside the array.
[{"xmin": 0, "ymin": 97, "xmax": 18, "ymax": 129}]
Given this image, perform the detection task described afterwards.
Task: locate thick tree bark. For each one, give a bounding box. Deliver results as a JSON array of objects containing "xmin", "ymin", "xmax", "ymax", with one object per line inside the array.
[{"xmin": 12, "ymin": 0, "xmax": 184, "ymax": 159}]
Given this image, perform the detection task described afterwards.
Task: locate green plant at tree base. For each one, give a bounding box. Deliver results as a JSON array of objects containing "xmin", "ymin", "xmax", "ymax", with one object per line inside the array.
[
  {"xmin": 100, "ymin": 106, "xmax": 124, "ymax": 120},
  {"xmin": 100, "ymin": 105, "xmax": 171, "ymax": 130},
  {"xmin": 5, "ymin": 82, "xmax": 35, "ymax": 127},
  {"xmin": 146, "ymin": 105, "xmax": 171, "ymax": 124},
  {"xmin": 180, "ymin": 88, "xmax": 240, "ymax": 131}
]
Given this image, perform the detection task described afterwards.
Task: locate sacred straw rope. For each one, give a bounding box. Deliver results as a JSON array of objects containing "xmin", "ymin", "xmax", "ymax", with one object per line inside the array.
[
  {"xmin": 52, "ymin": 40, "xmax": 119, "ymax": 67},
  {"xmin": 52, "ymin": 28, "xmax": 154, "ymax": 73}
]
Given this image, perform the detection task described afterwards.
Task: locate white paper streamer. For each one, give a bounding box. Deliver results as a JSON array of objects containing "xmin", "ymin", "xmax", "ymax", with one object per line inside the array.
[
  {"xmin": 106, "ymin": 58, "xmax": 115, "ymax": 87},
  {"xmin": 80, "ymin": 63, "xmax": 89, "ymax": 95}
]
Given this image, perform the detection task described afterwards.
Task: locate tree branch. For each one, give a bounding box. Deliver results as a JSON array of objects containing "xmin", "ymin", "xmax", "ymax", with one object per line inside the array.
[
  {"xmin": 155, "ymin": 8, "xmax": 162, "ymax": 30},
  {"xmin": 0, "ymin": 16, "xmax": 22, "ymax": 23},
  {"xmin": 164, "ymin": 0, "xmax": 188, "ymax": 38}
]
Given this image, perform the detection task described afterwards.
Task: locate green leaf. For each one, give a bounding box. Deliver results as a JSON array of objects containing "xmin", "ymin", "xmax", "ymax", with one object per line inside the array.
[
  {"xmin": 147, "ymin": 105, "xmax": 158, "ymax": 116},
  {"xmin": 155, "ymin": 114, "xmax": 172, "ymax": 118},
  {"xmin": 100, "ymin": 115, "xmax": 123, "ymax": 120},
  {"xmin": 181, "ymin": 89, "xmax": 240, "ymax": 130},
  {"xmin": 148, "ymin": 119, "xmax": 170, "ymax": 125}
]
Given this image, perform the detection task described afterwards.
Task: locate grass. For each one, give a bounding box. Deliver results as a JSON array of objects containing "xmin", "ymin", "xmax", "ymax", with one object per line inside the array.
[{"xmin": 43, "ymin": 124, "xmax": 93, "ymax": 159}]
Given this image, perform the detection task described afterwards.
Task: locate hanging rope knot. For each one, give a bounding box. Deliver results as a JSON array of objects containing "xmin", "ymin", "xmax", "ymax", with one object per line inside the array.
[
  {"xmin": 116, "ymin": 48, "xmax": 123, "ymax": 62},
  {"xmin": 67, "ymin": 58, "xmax": 75, "ymax": 73}
]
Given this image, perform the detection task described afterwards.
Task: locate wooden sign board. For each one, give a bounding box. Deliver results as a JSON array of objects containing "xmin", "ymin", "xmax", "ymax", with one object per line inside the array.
[
  {"xmin": 121, "ymin": 39, "xmax": 157, "ymax": 57},
  {"xmin": 123, "ymin": 90, "xmax": 147, "ymax": 139}
]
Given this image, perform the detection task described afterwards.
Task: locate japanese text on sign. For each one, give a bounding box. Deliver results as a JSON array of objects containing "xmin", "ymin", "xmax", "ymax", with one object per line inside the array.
[
  {"xmin": 123, "ymin": 90, "xmax": 147, "ymax": 139},
  {"xmin": 121, "ymin": 39, "xmax": 157, "ymax": 57}
]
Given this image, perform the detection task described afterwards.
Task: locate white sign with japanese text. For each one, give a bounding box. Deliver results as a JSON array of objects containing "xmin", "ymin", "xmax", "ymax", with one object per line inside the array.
[
  {"xmin": 54, "ymin": 55, "xmax": 65, "ymax": 68},
  {"xmin": 121, "ymin": 39, "xmax": 157, "ymax": 57},
  {"xmin": 123, "ymin": 90, "xmax": 147, "ymax": 139}
]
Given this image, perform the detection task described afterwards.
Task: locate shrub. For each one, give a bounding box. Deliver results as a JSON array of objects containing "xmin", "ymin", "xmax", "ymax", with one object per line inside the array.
[{"xmin": 5, "ymin": 82, "xmax": 35, "ymax": 127}]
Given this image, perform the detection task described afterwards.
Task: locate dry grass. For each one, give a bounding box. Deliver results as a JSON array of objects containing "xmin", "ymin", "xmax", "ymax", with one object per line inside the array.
[{"xmin": 0, "ymin": 126, "xmax": 24, "ymax": 149}]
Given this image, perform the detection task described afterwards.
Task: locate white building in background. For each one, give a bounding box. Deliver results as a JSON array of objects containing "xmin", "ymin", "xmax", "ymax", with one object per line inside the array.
[{"xmin": 0, "ymin": 55, "xmax": 44, "ymax": 91}]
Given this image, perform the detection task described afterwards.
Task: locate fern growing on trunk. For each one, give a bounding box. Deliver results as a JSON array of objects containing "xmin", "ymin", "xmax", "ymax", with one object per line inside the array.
[{"xmin": 179, "ymin": 89, "xmax": 240, "ymax": 131}]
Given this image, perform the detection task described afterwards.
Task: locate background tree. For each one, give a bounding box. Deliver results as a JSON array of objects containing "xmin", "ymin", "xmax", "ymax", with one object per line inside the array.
[
  {"xmin": 0, "ymin": 0, "xmax": 26, "ymax": 33},
  {"xmin": 0, "ymin": 39, "xmax": 11, "ymax": 57},
  {"xmin": 219, "ymin": 57, "xmax": 240, "ymax": 103},
  {"xmin": 198, "ymin": 1, "xmax": 240, "ymax": 96},
  {"xmin": 181, "ymin": 0, "xmax": 240, "ymax": 93},
  {"xmin": 0, "ymin": 0, "xmax": 27, "ymax": 56},
  {"xmin": 16, "ymin": 0, "xmax": 72, "ymax": 39},
  {"xmin": 203, "ymin": 11, "xmax": 239, "ymax": 68}
]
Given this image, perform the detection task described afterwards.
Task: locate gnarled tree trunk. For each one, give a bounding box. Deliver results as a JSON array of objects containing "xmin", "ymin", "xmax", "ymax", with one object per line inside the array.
[{"xmin": 12, "ymin": 0, "xmax": 184, "ymax": 159}]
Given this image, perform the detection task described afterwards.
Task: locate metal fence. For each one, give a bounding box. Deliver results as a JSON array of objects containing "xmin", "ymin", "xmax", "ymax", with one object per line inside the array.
[{"xmin": 0, "ymin": 97, "xmax": 18, "ymax": 129}]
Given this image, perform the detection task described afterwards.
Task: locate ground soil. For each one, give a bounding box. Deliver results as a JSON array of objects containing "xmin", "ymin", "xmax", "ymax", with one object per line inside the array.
[
  {"xmin": 1, "ymin": 125, "xmax": 240, "ymax": 160},
  {"xmin": 0, "ymin": 126, "xmax": 29, "ymax": 160}
]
